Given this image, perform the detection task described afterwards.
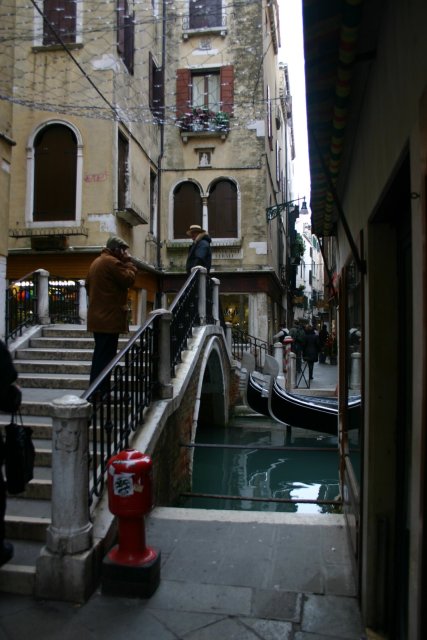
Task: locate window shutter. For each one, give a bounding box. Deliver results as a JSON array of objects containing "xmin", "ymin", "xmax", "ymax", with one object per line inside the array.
[
  {"xmin": 43, "ymin": 0, "xmax": 76, "ymax": 45},
  {"xmin": 124, "ymin": 13, "xmax": 134, "ymax": 74},
  {"xmin": 117, "ymin": 133, "xmax": 129, "ymax": 211},
  {"xmin": 220, "ymin": 65, "xmax": 234, "ymax": 115},
  {"xmin": 173, "ymin": 182, "xmax": 202, "ymax": 238},
  {"xmin": 33, "ymin": 125, "xmax": 77, "ymax": 221},
  {"xmin": 208, "ymin": 180, "xmax": 237, "ymax": 238},
  {"xmin": 117, "ymin": 0, "xmax": 126, "ymax": 56},
  {"xmin": 149, "ymin": 52, "xmax": 164, "ymax": 119},
  {"xmin": 176, "ymin": 68, "xmax": 191, "ymax": 118}
]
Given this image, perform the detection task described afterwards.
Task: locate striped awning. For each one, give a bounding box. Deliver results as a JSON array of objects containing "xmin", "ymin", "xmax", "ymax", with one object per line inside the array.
[{"xmin": 302, "ymin": 0, "xmax": 364, "ymax": 237}]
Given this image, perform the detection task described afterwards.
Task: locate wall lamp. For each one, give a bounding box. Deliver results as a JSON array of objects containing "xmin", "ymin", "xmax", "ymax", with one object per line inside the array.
[{"xmin": 266, "ymin": 197, "xmax": 308, "ymax": 222}]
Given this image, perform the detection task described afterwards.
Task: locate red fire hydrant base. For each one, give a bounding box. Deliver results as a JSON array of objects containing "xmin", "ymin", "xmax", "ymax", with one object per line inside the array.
[{"xmin": 101, "ymin": 548, "xmax": 161, "ymax": 598}]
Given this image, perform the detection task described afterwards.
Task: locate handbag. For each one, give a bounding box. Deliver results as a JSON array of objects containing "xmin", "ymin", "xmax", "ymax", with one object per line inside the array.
[
  {"xmin": 0, "ymin": 383, "xmax": 22, "ymax": 414},
  {"xmin": 4, "ymin": 412, "xmax": 35, "ymax": 495}
]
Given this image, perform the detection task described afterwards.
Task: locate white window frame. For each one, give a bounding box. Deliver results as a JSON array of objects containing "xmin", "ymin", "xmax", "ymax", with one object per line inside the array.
[
  {"xmin": 33, "ymin": 0, "xmax": 83, "ymax": 47},
  {"xmin": 25, "ymin": 119, "xmax": 83, "ymax": 228}
]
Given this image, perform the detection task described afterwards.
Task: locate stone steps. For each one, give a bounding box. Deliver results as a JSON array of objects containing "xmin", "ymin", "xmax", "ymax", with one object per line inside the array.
[
  {"xmin": 0, "ymin": 324, "xmax": 100, "ymax": 595},
  {"xmin": 15, "ymin": 349, "xmax": 94, "ymax": 361},
  {"xmin": 15, "ymin": 360, "xmax": 92, "ymax": 375}
]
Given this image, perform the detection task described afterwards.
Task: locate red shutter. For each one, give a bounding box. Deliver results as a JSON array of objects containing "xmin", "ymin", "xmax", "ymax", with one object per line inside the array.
[
  {"xmin": 176, "ymin": 68, "xmax": 191, "ymax": 118},
  {"xmin": 220, "ymin": 65, "xmax": 234, "ymax": 115}
]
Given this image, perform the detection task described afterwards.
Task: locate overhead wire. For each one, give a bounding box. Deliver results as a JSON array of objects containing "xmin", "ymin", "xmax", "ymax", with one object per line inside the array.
[{"xmin": 0, "ymin": 0, "xmax": 287, "ymax": 127}]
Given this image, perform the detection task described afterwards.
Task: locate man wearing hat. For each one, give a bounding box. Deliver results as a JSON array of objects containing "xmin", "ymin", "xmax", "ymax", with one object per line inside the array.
[
  {"xmin": 185, "ymin": 224, "xmax": 212, "ymax": 273},
  {"xmin": 85, "ymin": 236, "xmax": 137, "ymax": 395}
]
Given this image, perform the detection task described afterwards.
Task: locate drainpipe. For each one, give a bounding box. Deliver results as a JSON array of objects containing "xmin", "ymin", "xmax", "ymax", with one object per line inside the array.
[{"xmin": 156, "ymin": 0, "xmax": 167, "ymax": 279}]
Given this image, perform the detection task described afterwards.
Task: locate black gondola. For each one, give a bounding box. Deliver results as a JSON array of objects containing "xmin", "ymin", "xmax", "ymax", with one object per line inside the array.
[
  {"xmin": 246, "ymin": 370, "xmax": 270, "ymax": 417},
  {"xmin": 246, "ymin": 371, "xmax": 361, "ymax": 436}
]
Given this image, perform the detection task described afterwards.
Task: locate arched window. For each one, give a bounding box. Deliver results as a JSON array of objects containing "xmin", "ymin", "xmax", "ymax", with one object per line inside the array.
[
  {"xmin": 208, "ymin": 179, "xmax": 237, "ymax": 238},
  {"xmin": 33, "ymin": 124, "xmax": 77, "ymax": 222},
  {"xmin": 173, "ymin": 182, "xmax": 202, "ymax": 238}
]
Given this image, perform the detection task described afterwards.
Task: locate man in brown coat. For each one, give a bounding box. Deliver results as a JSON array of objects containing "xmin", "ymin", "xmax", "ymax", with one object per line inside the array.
[{"xmin": 86, "ymin": 236, "xmax": 137, "ymax": 395}]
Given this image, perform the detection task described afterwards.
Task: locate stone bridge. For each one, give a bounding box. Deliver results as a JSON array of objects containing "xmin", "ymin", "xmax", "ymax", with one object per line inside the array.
[{"xmin": 35, "ymin": 323, "xmax": 241, "ymax": 602}]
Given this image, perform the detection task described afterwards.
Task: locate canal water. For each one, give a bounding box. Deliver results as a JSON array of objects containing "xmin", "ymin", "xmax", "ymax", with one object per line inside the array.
[{"xmin": 180, "ymin": 413, "xmax": 344, "ymax": 515}]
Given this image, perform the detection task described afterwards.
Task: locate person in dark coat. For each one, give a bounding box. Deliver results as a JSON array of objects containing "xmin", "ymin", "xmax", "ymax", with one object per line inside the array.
[
  {"xmin": 185, "ymin": 224, "xmax": 212, "ymax": 273},
  {"xmin": 318, "ymin": 324, "xmax": 329, "ymax": 363},
  {"xmin": 303, "ymin": 324, "xmax": 320, "ymax": 380},
  {"xmin": 85, "ymin": 236, "xmax": 137, "ymax": 394},
  {"xmin": 289, "ymin": 321, "xmax": 306, "ymax": 373},
  {"xmin": 0, "ymin": 340, "xmax": 18, "ymax": 565}
]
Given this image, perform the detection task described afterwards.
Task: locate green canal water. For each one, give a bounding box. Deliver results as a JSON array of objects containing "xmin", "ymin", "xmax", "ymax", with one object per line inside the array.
[{"xmin": 180, "ymin": 414, "xmax": 347, "ymax": 515}]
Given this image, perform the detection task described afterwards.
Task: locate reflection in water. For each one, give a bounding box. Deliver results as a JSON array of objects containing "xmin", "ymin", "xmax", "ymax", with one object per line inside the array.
[{"xmin": 180, "ymin": 416, "xmax": 342, "ymax": 514}]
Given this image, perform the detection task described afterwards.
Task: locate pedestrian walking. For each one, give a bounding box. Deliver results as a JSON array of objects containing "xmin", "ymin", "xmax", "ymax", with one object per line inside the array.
[
  {"xmin": 185, "ymin": 224, "xmax": 212, "ymax": 273},
  {"xmin": 318, "ymin": 324, "xmax": 329, "ymax": 363},
  {"xmin": 289, "ymin": 321, "xmax": 306, "ymax": 373},
  {"xmin": 303, "ymin": 324, "xmax": 320, "ymax": 380},
  {"xmin": 85, "ymin": 236, "xmax": 137, "ymax": 396}
]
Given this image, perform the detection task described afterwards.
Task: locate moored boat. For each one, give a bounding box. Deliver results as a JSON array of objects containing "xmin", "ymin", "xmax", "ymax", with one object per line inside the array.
[{"xmin": 246, "ymin": 371, "xmax": 361, "ymax": 436}]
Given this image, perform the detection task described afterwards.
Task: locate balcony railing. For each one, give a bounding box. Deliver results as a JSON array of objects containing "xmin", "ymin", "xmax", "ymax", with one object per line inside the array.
[{"xmin": 177, "ymin": 109, "xmax": 230, "ymax": 135}]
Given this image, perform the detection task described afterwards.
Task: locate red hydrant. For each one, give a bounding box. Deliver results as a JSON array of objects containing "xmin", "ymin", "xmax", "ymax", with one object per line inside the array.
[{"xmin": 102, "ymin": 449, "xmax": 161, "ymax": 597}]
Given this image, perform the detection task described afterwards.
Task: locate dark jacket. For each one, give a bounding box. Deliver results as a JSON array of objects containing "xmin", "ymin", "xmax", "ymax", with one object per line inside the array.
[
  {"xmin": 303, "ymin": 329, "xmax": 320, "ymax": 362},
  {"xmin": 0, "ymin": 340, "xmax": 20, "ymax": 419},
  {"xmin": 0, "ymin": 341, "xmax": 17, "ymax": 389},
  {"xmin": 186, "ymin": 232, "xmax": 212, "ymax": 273},
  {"xmin": 85, "ymin": 249, "xmax": 137, "ymax": 334}
]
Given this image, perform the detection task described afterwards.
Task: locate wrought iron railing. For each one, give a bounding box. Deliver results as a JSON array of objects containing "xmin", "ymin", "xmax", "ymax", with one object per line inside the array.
[
  {"xmin": 6, "ymin": 272, "xmax": 39, "ymax": 342},
  {"xmin": 82, "ymin": 269, "xmax": 214, "ymax": 503},
  {"xmin": 48, "ymin": 277, "xmax": 80, "ymax": 324},
  {"xmin": 169, "ymin": 270, "xmax": 199, "ymax": 376},
  {"xmin": 82, "ymin": 315, "xmax": 159, "ymax": 503},
  {"xmin": 6, "ymin": 270, "xmax": 81, "ymax": 342},
  {"xmin": 231, "ymin": 326, "xmax": 272, "ymax": 370}
]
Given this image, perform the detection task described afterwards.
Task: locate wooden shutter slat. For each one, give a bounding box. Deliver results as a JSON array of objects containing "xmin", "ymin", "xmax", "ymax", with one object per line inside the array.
[
  {"xmin": 176, "ymin": 68, "xmax": 191, "ymax": 119},
  {"xmin": 220, "ymin": 65, "xmax": 234, "ymax": 115}
]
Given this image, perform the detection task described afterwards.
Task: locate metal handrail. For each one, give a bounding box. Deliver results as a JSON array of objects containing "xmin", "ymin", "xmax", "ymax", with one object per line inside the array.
[
  {"xmin": 81, "ymin": 314, "xmax": 160, "ymax": 503},
  {"xmin": 82, "ymin": 269, "xmax": 214, "ymax": 503},
  {"xmin": 6, "ymin": 272, "xmax": 39, "ymax": 342},
  {"xmin": 48, "ymin": 276, "xmax": 80, "ymax": 324},
  {"xmin": 5, "ymin": 270, "xmax": 81, "ymax": 342},
  {"xmin": 231, "ymin": 326, "xmax": 272, "ymax": 370}
]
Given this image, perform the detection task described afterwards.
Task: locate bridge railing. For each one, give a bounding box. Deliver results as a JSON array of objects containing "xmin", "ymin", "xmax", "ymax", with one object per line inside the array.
[
  {"xmin": 5, "ymin": 269, "xmax": 84, "ymax": 342},
  {"xmin": 80, "ymin": 267, "xmax": 219, "ymax": 503},
  {"xmin": 36, "ymin": 267, "xmax": 224, "ymax": 601},
  {"xmin": 230, "ymin": 326, "xmax": 272, "ymax": 370}
]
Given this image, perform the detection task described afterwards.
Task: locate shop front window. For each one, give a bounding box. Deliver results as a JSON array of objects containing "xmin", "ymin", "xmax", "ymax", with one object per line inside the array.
[{"xmin": 221, "ymin": 294, "xmax": 248, "ymax": 333}]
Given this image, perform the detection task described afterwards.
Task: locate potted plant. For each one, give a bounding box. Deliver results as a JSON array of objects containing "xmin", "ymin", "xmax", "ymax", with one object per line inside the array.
[
  {"xmin": 215, "ymin": 111, "xmax": 230, "ymax": 131},
  {"xmin": 291, "ymin": 232, "xmax": 305, "ymax": 265}
]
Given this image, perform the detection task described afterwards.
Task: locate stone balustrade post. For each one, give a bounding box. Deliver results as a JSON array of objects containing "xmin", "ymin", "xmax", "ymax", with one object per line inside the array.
[
  {"xmin": 78, "ymin": 280, "xmax": 87, "ymax": 324},
  {"xmin": 273, "ymin": 342, "xmax": 284, "ymax": 377},
  {"xmin": 273, "ymin": 341, "xmax": 286, "ymax": 389},
  {"xmin": 211, "ymin": 277, "xmax": 220, "ymax": 325},
  {"xmin": 192, "ymin": 266, "xmax": 207, "ymax": 325},
  {"xmin": 350, "ymin": 352, "xmax": 361, "ymax": 389},
  {"xmin": 36, "ymin": 395, "xmax": 94, "ymax": 603},
  {"xmin": 288, "ymin": 352, "xmax": 296, "ymax": 390},
  {"xmin": 225, "ymin": 322, "xmax": 233, "ymax": 355},
  {"xmin": 35, "ymin": 269, "xmax": 50, "ymax": 325},
  {"xmin": 150, "ymin": 309, "xmax": 173, "ymax": 399}
]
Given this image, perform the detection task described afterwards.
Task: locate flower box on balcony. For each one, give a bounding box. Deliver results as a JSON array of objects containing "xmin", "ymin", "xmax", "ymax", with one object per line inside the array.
[{"xmin": 178, "ymin": 108, "xmax": 230, "ymax": 141}]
